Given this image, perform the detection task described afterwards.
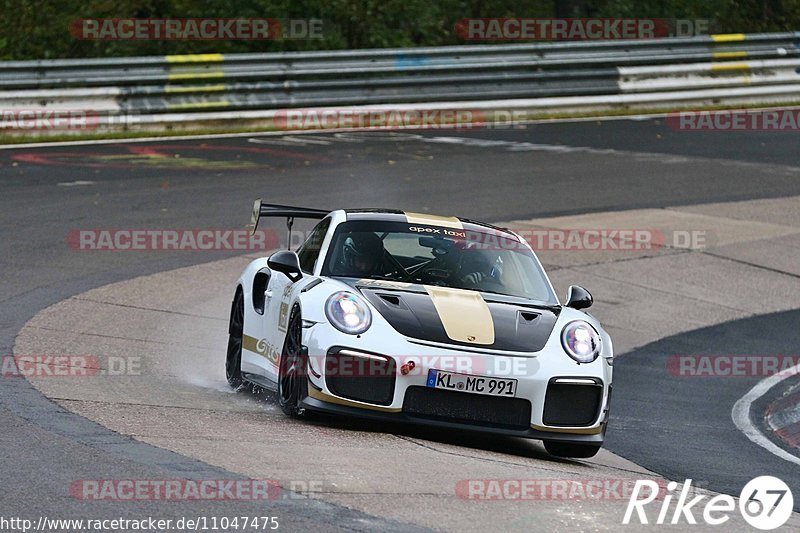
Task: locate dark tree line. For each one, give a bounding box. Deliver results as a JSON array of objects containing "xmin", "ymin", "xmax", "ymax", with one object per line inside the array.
[{"xmin": 1, "ymin": 0, "xmax": 797, "ymax": 59}]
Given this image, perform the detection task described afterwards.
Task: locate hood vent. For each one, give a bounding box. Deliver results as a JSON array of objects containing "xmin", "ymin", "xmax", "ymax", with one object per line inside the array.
[
  {"xmin": 378, "ymin": 292, "xmax": 407, "ymax": 309},
  {"xmin": 518, "ymin": 311, "xmax": 540, "ymax": 324}
]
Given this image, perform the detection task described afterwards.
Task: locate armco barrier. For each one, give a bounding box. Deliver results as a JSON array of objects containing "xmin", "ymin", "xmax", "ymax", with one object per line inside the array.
[{"xmin": 0, "ymin": 32, "xmax": 798, "ymax": 135}]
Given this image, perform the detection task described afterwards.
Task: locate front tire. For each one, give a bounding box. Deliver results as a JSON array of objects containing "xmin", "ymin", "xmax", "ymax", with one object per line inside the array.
[
  {"xmin": 278, "ymin": 304, "xmax": 306, "ymax": 418},
  {"xmin": 226, "ymin": 289, "xmax": 245, "ymax": 388},
  {"xmin": 544, "ymin": 441, "xmax": 601, "ymax": 459}
]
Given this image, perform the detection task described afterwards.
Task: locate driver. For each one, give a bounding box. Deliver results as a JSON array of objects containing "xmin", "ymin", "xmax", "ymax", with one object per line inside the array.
[
  {"xmin": 457, "ymin": 248, "xmax": 502, "ymax": 289},
  {"xmin": 341, "ymin": 232, "xmax": 385, "ymax": 277}
]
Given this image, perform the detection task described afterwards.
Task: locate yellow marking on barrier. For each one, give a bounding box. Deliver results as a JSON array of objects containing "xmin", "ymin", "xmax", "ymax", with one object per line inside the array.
[
  {"xmin": 713, "ymin": 51, "xmax": 747, "ymax": 59},
  {"xmin": 710, "ymin": 62, "xmax": 751, "ymax": 72},
  {"xmin": 711, "ymin": 33, "xmax": 745, "ymax": 43},
  {"xmin": 165, "ymin": 53, "xmax": 224, "ymax": 63},
  {"xmin": 165, "ymin": 84, "xmax": 227, "ymax": 94},
  {"xmin": 167, "ymin": 71, "xmax": 225, "ymax": 81},
  {"xmin": 167, "ymin": 100, "xmax": 231, "ymax": 110}
]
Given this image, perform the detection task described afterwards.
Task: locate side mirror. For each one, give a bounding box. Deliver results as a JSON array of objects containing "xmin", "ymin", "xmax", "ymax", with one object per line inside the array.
[
  {"xmin": 268, "ymin": 250, "xmax": 303, "ymax": 282},
  {"xmin": 565, "ymin": 285, "xmax": 593, "ymax": 310}
]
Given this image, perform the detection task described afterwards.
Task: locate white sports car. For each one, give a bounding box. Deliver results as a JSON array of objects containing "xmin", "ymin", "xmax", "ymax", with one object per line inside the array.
[{"xmin": 226, "ymin": 200, "xmax": 613, "ymax": 458}]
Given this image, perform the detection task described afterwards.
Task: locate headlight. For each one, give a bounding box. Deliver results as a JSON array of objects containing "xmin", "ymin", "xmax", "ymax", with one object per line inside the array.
[
  {"xmin": 561, "ymin": 320, "xmax": 601, "ymax": 363},
  {"xmin": 325, "ymin": 292, "xmax": 372, "ymax": 335}
]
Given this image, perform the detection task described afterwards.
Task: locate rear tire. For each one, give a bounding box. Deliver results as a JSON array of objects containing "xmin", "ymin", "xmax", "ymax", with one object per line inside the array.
[
  {"xmin": 278, "ymin": 305, "xmax": 306, "ymax": 418},
  {"xmin": 225, "ymin": 290, "xmax": 245, "ymax": 389},
  {"xmin": 543, "ymin": 441, "xmax": 601, "ymax": 459}
]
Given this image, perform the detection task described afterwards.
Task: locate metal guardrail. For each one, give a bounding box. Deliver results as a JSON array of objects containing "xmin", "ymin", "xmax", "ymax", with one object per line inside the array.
[{"xmin": 1, "ymin": 32, "xmax": 799, "ymax": 133}]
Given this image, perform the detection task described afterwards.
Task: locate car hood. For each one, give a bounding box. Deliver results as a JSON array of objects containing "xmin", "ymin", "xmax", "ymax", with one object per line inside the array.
[{"xmin": 347, "ymin": 279, "xmax": 560, "ymax": 353}]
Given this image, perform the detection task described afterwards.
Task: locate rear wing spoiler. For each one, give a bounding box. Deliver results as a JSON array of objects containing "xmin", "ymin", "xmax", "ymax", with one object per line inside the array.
[{"xmin": 249, "ymin": 199, "xmax": 330, "ymax": 245}]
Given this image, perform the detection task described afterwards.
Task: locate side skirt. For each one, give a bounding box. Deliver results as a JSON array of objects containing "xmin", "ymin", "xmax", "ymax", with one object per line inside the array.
[{"xmin": 242, "ymin": 372, "xmax": 278, "ymax": 392}]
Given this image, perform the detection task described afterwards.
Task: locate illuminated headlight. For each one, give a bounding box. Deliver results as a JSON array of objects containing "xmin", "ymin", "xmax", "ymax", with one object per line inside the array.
[
  {"xmin": 325, "ymin": 292, "xmax": 372, "ymax": 335},
  {"xmin": 561, "ymin": 321, "xmax": 601, "ymax": 363}
]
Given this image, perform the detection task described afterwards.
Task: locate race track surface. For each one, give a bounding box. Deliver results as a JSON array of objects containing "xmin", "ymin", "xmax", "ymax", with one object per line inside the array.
[{"xmin": 2, "ymin": 119, "xmax": 799, "ymax": 530}]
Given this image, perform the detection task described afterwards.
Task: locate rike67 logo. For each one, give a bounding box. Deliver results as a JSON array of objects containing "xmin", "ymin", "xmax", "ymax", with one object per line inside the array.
[{"xmin": 624, "ymin": 476, "xmax": 793, "ymax": 530}]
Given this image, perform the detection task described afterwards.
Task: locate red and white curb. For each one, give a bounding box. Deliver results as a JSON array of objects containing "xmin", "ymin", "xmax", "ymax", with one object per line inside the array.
[
  {"xmin": 766, "ymin": 389, "xmax": 800, "ymax": 449},
  {"xmin": 733, "ymin": 363, "xmax": 800, "ymax": 467}
]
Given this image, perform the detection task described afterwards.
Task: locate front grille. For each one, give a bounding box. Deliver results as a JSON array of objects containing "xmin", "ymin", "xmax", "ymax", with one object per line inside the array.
[
  {"xmin": 542, "ymin": 380, "xmax": 603, "ymax": 427},
  {"xmin": 325, "ymin": 349, "xmax": 396, "ymax": 406},
  {"xmin": 402, "ymin": 386, "xmax": 532, "ymax": 430}
]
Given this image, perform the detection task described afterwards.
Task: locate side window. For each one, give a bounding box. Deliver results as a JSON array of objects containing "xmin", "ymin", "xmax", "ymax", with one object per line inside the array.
[{"xmin": 297, "ymin": 218, "xmax": 331, "ymax": 274}]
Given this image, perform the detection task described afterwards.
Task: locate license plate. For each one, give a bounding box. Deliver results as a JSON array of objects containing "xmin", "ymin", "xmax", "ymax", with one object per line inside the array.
[{"xmin": 426, "ymin": 369, "xmax": 517, "ymax": 398}]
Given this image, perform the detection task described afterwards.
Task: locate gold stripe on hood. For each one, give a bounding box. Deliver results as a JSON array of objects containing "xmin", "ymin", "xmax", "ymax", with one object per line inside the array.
[
  {"xmin": 424, "ymin": 286, "xmax": 494, "ymax": 345},
  {"xmin": 405, "ymin": 212, "xmax": 463, "ymax": 229}
]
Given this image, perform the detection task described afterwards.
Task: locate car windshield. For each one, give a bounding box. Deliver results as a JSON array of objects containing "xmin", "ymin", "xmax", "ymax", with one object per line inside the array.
[{"xmin": 321, "ymin": 220, "xmax": 556, "ymax": 303}]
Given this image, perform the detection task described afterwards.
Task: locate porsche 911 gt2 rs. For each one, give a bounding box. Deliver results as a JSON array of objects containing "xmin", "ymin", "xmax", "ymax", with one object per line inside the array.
[{"xmin": 225, "ymin": 200, "xmax": 613, "ymax": 458}]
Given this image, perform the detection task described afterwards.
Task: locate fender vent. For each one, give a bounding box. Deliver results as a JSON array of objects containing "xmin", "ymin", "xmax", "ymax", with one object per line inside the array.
[{"xmin": 252, "ymin": 271, "xmax": 270, "ymax": 315}]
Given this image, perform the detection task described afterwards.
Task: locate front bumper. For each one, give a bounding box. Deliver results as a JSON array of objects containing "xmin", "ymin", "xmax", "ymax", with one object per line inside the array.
[
  {"xmin": 301, "ymin": 383, "xmax": 606, "ymax": 443},
  {"xmin": 302, "ymin": 321, "xmax": 612, "ymax": 442}
]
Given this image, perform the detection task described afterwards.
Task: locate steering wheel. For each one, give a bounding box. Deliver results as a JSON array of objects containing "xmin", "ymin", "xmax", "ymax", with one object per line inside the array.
[
  {"xmin": 462, "ymin": 271, "xmax": 505, "ymax": 291},
  {"xmin": 419, "ymin": 267, "xmax": 451, "ymax": 285}
]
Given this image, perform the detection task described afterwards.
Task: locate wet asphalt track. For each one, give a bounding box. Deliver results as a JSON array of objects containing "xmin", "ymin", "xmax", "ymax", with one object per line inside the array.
[
  {"xmin": 2, "ymin": 118, "xmax": 800, "ymax": 525},
  {"xmin": 605, "ymin": 309, "xmax": 800, "ymax": 507}
]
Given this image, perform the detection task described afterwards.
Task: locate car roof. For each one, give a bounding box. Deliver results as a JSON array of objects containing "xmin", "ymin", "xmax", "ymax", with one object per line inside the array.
[{"xmin": 342, "ymin": 208, "xmax": 519, "ymax": 239}]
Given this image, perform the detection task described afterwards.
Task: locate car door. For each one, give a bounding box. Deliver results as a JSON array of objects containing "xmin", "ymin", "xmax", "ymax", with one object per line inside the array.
[{"xmin": 263, "ymin": 217, "xmax": 331, "ymax": 381}]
